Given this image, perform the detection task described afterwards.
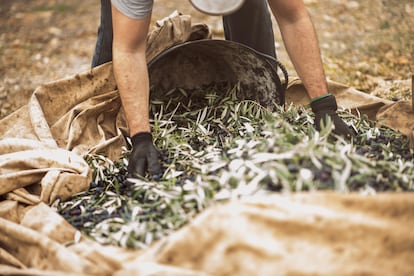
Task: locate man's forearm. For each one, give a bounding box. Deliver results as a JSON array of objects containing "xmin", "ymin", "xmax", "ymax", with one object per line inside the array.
[
  {"xmin": 268, "ymin": 0, "xmax": 328, "ymax": 99},
  {"xmin": 113, "ymin": 49, "xmax": 151, "ymax": 136},
  {"xmin": 279, "ymin": 17, "xmax": 328, "ymax": 98}
]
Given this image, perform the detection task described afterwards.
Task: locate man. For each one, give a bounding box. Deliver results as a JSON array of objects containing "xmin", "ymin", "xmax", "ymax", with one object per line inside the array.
[{"xmin": 93, "ymin": 0, "xmax": 354, "ymax": 178}]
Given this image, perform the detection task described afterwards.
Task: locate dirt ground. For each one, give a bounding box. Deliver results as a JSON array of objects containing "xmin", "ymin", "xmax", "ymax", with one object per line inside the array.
[{"xmin": 1, "ymin": 0, "xmax": 413, "ymax": 119}]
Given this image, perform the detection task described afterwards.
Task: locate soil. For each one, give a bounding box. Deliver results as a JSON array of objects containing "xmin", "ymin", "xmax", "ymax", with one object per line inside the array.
[{"xmin": 1, "ymin": 0, "xmax": 413, "ymax": 119}]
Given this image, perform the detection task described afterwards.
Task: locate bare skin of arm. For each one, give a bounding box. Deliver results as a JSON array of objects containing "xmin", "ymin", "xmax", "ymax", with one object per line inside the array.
[
  {"xmin": 267, "ymin": 0, "xmax": 328, "ymax": 99},
  {"xmin": 111, "ymin": 5, "xmax": 151, "ymax": 136}
]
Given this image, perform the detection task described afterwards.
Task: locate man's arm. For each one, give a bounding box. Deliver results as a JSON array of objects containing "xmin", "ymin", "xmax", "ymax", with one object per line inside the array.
[
  {"xmin": 112, "ymin": 5, "xmax": 161, "ymax": 177},
  {"xmin": 268, "ymin": 0, "xmax": 354, "ymax": 137},
  {"xmin": 111, "ymin": 4, "xmax": 151, "ymax": 135},
  {"xmin": 268, "ymin": 0, "xmax": 327, "ymax": 99}
]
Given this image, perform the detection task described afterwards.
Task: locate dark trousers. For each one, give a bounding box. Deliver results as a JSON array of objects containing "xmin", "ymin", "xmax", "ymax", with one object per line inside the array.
[{"xmin": 91, "ymin": 0, "xmax": 276, "ymax": 67}]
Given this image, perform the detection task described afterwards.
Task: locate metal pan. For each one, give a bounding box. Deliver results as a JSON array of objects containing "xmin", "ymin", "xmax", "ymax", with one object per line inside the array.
[{"xmin": 189, "ymin": 0, "xmax": 245, "ymax": 16}]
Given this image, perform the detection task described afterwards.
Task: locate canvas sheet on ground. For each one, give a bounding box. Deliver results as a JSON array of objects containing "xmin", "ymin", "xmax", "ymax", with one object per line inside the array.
[
  {"xmin": 0, "ymin": 13, "xmax": 413, "ymax": 276},
  {"xmin": 1, "ymin": 193, "xmax": 413, "ymax": 275}
]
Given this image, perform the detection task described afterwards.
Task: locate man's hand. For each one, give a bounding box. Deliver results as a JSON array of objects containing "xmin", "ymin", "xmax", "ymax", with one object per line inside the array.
[
  {"xmin": 127, "ymin": 132, "xmax": 161, "ymax": 178},
  {"xmin": 310, "ymin": 94, "xmax": 355, "ymax": 138}
]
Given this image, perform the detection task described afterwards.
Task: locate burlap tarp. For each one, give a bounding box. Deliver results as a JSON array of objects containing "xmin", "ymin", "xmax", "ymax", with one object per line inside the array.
[
  {"xmin": 1, "ymin": 13, "xmax": 413, "ymax": 275},
  {"xmin": 1, "ymin": 193, "xmax": 413, "ymax": 276}
]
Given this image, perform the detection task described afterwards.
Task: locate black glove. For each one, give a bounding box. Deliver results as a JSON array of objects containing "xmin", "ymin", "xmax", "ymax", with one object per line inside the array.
[
  {"xmin": 127, "ymin": 132, "xmax": 161, "ymax": 178},
  {"xmin": 310, "ymin": 94, "xmax": 355, "ymax": 138}
]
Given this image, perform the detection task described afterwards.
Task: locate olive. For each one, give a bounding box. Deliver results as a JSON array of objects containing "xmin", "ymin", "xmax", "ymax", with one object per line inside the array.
[
  {"xmin": 152, "ymin": 174, "xmax": 161, "ymax": 181},
  {"xmin": 69, "ymin": 208, "xmax": 81, "ymax": 216},
  {"xmin": 287, "ymin": 164, "xmax": 299, "ymax": 173}
]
